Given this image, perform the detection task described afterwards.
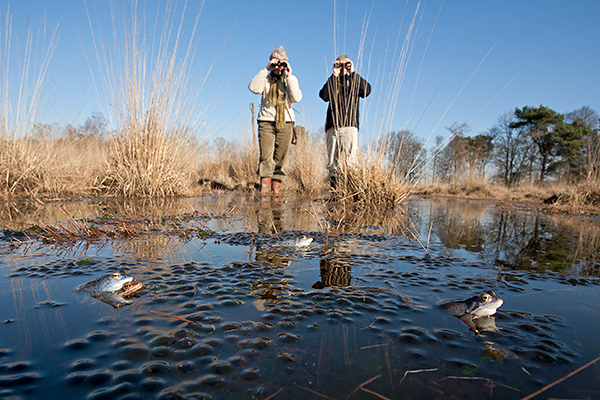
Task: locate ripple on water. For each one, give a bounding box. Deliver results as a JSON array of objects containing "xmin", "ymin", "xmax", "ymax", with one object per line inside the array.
[
  {"xmin": 88, "ymin": 381, "xmax": 135, "ymax": 400},
  {"xmin": 142, "ymin": 361, "xmax": 171, "ymax": 376},
  {"xmin": 70, "ymin": 359, "xmax": 96, "ymax": 371},
  {"xmin": 139, "ymin": 376, "xmax": 167, "ymax": 393}
]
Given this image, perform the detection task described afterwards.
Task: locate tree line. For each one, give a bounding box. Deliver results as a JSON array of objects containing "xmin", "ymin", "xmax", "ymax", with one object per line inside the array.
[{"xmin": 382, "ymin": 105, "xmax": 600, "ymax": 186}]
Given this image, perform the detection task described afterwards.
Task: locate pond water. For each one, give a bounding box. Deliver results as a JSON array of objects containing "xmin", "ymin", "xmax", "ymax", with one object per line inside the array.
[{"xmin": 1, "ymin": 194, "xmax": 600, "ymax": 400}]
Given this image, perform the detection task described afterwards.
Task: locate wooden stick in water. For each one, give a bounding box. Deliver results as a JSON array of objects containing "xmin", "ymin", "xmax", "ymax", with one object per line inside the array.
[{"xmin": 150, "ymin": 310, "xmax": 193, "ymax": 323}]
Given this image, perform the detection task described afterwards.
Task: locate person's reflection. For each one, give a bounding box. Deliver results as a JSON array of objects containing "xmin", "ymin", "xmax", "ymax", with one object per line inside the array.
[
  {"xmin": 255, "ymin": 195, "xmax": 291, "ymax": 266},
  {"xmin": 255, "ymin": 246, "xmax": 291, "ymax": 266},
  {"xmin": 312, "ymin": 257, "xmax": 352, "ymax": 289},
  {"xmin": 257, "ymin": 195, "xmax": 284, "ymax": 234}
]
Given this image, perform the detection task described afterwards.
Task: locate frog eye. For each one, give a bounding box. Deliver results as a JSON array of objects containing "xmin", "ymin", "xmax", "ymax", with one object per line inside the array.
[
  {"xmin": 481, "ymin": 293, "xmax": 490, "ymax": 302},
  {"xmin": 112, "ymin": 272, "xmax": 121, "ymax": 280}
]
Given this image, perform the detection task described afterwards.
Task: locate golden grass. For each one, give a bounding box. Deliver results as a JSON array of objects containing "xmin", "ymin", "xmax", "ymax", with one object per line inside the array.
[
  {"xmin": 196, "ymin": 134, "xmax": 258, "ymax": 191},
  {"xmin": 329, "ymin": 148, "xmax": 412, "ymax": 216},
  {"xmin": 89, "ymin": 1, "xmax": 207, "ymax": 197},
  {"xmin": 287, "ymin": 128, "xmax": 328, "ymax": 195},
  {"xmin": 1, "ymin": 7, "xmax": 58, "ymax": 198},
  {"xmin": 544, "ymin": 180, "xmax": 600, "ymax": 215},
  {"xmin": 413, "ymin": 181, "xmax": 556, "ymax": 204}
]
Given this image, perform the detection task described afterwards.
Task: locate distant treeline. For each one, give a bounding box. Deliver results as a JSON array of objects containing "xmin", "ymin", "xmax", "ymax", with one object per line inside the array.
[{"xmin": 380, "ymin": 105, "xmax": 600, "ymax": 186}]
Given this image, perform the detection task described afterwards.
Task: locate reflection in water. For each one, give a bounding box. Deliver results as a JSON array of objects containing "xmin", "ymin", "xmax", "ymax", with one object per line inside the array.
[
  {"xmin": 3, "ymin": 196, "xmax": 600, "ymax": 399},
  {"xmin": 257, "ymin": 195, "xmax": 284, "ymax": 235},
  {"xmin": 413, "ymin": 197, "xmax": 600, "ymax": 276},
  {"xmin": 2, "ymin": 195, "xmax": 600, "ymax": 277},
  {"xmin": 313, "ymin": 258, "xmax": 352, "ymax": 288}
]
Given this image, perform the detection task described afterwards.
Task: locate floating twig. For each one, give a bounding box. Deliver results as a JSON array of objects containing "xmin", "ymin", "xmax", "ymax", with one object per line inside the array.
[
  {"xmin": 345, "ymin": 375, "xmax": 381, "ymax": 400},
  {"xmin": 360, "ymin": 343, "xmax": 388, "ymax": 350},
  {"xmin": 269, "ymin": 215, "xmax": 280, "ymax": 240},
  {"xmin": 293, "ymin": 383, "xmax": 336, "ymax": 399},
  {"xmin": 360, "ymin": 387, "xmax": 392, "ymax": 400},
  {"xmin": 264, "ymin": 387, "xmax": 284, "ymax": 400},
  {"xmin": 150, "ymin": 310, "xmax": 193, "ymax": 323},
  {"xmin": 399, "ymin": 368, "xmax": 438, "ymax": 386},
  {"xmin": 520, "ymin": 353, "xmax": 600, "ymax": 400}
]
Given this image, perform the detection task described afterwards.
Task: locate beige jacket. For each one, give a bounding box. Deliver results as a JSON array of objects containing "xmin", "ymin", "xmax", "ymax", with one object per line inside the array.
[{"xmin": 248, "ymin": 68, "xmax": 302, "ymax": 122}]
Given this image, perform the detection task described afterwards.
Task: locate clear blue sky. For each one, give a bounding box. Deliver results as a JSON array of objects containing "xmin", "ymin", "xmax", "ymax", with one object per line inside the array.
[{"xmin": 4, "ymin": 0, "xmax": 600, "ymax": 146}]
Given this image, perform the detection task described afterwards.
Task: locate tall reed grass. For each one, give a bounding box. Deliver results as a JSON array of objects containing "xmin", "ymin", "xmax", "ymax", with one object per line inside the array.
[
  {"xmin": 287, "ymin": 128, "xmax": 328, "ymax": 195},
  {"xmin": 1, "ymin": 7, "xmax": 58, "ymax": 198},
  {"xmin": 88, "ymin": 0, "xmax": 208, "ymax": 197}
]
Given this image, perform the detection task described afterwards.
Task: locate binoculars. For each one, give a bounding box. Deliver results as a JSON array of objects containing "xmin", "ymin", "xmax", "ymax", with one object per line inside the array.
[
  {"xmin": 333, "ymin": 61, "xmax": 352, "ymax": 70},
  {"xmin": 271, "ymin": 61, "xmax": 288, "ymax": 70}
]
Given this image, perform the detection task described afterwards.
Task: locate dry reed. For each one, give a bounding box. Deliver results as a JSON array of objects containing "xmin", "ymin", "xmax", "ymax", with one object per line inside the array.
[
  {"xmin": 545, "ymin": 180, "xmax": 600, "ymax": 214},
  {"xmin": 88, "ymin": 0, "xmax": 208, "ymax": 197},
  {"xmin": 196, "ymin": 133, "xmax": 258, "ymax": 190},
  {"xmin": 1, "ymin": 7, "xmax": 58, "ymax": 198},
  {"xmin": 287, "ymin": 128, "xmax": 328, "ymax": 195}
]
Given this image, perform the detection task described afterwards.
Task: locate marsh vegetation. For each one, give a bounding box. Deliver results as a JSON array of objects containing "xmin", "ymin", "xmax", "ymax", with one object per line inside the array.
[{"xmin": 2, "ymin": 4, "xmax": 599, "ymax": 219}]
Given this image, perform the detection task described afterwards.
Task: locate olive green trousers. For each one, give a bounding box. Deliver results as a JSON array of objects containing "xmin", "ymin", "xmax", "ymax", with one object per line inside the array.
[{"xmin": 257, "ymin": 121, "xmax": 293, "ymax": 181}]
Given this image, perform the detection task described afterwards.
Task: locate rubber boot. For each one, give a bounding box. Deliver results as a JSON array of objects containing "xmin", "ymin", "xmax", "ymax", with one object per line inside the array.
[
  {"xmin": 271, "ymin": 179, "xmax": 281, "ymax": 195},
  {"xmin": 260, "ymin": 177, "xmax": 271, "ymax": 195}
]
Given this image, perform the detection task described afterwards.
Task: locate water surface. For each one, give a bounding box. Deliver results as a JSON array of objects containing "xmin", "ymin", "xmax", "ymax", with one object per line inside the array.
[{"xmin": 1, "ymin": 194, "xmax": 599, "ymax": 399}]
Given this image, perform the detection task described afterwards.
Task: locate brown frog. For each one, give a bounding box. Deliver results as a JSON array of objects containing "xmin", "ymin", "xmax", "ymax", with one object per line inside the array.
[
  {"xmin": 78, "ymin": 272, "xmax": 143, "ymax": 308},
  {"xmin": 439, "ymin": 290, "xmax": 503, "ymax": 333}
]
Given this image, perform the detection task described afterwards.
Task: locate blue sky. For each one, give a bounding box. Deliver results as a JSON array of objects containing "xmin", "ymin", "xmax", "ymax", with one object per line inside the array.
[{"xmin": 4, "ymin": 0, "xmax": 600, "ymax": 146}]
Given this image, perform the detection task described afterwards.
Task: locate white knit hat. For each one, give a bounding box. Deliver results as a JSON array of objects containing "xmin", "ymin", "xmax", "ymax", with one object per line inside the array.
[{"xmin": 270, "ymin": 46, "xmax": 288, "ymax": 62}]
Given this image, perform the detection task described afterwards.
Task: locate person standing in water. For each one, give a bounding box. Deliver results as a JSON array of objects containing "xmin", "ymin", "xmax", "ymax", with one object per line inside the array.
[
  {"xmin": 319, "ymin": 55, "xmax": 371, "ymax": 188},
  {"xmin": 249, "ymin": 46, "xmax": 302, "ymax": 195}
]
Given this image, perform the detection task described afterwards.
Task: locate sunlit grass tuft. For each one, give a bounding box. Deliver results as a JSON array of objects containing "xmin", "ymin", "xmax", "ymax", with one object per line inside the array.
[
  {"xmin": 89, "ymin": 1, "xmax": 208, "ymax": 197},
  {"xmin": 196, "ymin": 133, "xmax": 258, "ymax": 190},
  {"xmin": 0, "ymin": 7, "xmax": 58, "ymax": 198},
  {"xmin": 330, "ymin": 148, "xmax": 411, "ymax": 212},
  {"xmin": 288, "ymin": 128, "xmax": 328, "ymax": 195}
]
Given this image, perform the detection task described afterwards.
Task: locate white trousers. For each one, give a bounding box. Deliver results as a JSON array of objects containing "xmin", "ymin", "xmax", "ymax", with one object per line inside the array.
[{"xmin": 325, "ymin": 127, "xmax": 358, "ymax": 176}]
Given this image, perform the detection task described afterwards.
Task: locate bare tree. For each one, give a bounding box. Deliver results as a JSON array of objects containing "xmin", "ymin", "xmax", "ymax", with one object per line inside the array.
[
  {"xmin": 435, "ymin": 122, "xmax": 470, "ymax": 183},
  {"xmin": 380, "ymin": 130, "xmax": 425, "ymax": 181},
  {"xmin": 490, "ymin": 112, "xmax": 530, "ymax": 187}
]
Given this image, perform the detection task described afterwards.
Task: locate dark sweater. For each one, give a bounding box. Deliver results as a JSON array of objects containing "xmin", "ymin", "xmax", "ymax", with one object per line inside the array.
[{"xmin": 319, "ymin": 72, "xmax": 371, "ymax": 131}]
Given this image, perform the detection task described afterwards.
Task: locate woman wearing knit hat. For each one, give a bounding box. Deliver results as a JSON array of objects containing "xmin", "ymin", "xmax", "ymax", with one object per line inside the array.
[{"xmin": 249, "ymin": 46, "xmax": 303, "ymax": 195}]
